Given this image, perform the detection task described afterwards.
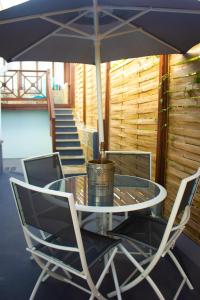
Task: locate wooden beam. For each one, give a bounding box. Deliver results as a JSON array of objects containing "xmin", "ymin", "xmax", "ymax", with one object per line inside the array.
[
  {"xmin": 155, "ymin": 55, "xmax": 169, "ymax": 186},
  {"xmin": 64, "ymin": 62, "xmax": 70, "ymax": 105},
  {"xmin": 83, "ymin": 65, "xmax": 86, "ymax": 124},
  {"xmin": 69, "ymin": 64, "xmax": 75, "ymax": 108},
  {"xmin": 104, "ymin": 62, "xmax": 110, "ymax": 151},
  {"xmin": 64, "ymin": 62, "xmax": 69, "ymax": 84},
  {"xmin": 1, "ymin": 104, "xmax": 48, "ymax": 110}
]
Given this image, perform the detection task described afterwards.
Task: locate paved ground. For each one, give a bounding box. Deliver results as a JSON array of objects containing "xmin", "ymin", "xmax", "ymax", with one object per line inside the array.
[{"xmin": 0, "ymin": 168, "xmax": 200, "ymax": 300}]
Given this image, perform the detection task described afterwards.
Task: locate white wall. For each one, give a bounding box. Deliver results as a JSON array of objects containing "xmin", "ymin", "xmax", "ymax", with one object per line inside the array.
[{"xmin": 2, "ymin": 110, "xmax": 52, "ymax": 158}]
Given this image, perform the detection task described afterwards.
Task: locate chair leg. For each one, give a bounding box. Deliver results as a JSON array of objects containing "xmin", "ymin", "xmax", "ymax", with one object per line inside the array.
[
  {"xmin": 168, "ymin": 250, "xmax": 194, "ymax": 299},
  {"xmin": 108, "ymin": 245, "xmax": 165, "ymax": 300},
  {"xmin": 120, "ymin": 256, "xmax": 153, "ymax": 288},
  {"xmin": 30, "ymin": 262, "xmax": 50, "ymax": 300},
  {"xmin": 89, "ymin": 248, "xmax": 118, "ymax": 300},
  {"xmin": 42, "ymin": 264, "xmax": 72, "ymax": 282},
  {"xmin": 110, "ymin": 261, "xmax": 122, "ymax": 300}
]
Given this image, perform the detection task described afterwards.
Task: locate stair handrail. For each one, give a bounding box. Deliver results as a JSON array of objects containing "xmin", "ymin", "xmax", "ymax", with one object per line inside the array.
[{"xmin": 46, "ymin": 69, "xmax": 56, "ymax": 152}]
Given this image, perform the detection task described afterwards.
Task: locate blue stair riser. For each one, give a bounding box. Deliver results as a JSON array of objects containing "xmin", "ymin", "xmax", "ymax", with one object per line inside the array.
[
  {"xmin": 59, "ymin": 149, "xmax": 83, "ymax": 156},
  {"xmin": 61, "ymin": 158, "xmax": 85, "ymax": 165},
  {"xmin": 56, "ymin": 133, "xmax": 79, "ymax": 139},
  {"xmin": 55, "ymin": 110, "xmax": 73, "ymax": 115},
  {"xmin": 55, "ymin": 120, "xmax": 75, "ymax": 126},
  {"xmin": 56, "ymin": 127, "xmax": 77, "ymax": 133},
  {"xmin": 56, "ymin": 114, "xmax": 74, "ymax": 120},
  {"xmin": 56, "ymin": 141, "xmax": 80, "ymax": 147}
]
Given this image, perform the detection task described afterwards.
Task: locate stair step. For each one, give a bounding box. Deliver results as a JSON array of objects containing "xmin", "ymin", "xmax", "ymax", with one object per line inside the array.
[
  {"xmin": 56, "ymin": 139, "xmax": 80, "ymax": 142},
  {"xmin": 56, "ymin": 132, "xmax": 78, "ymax": 135},
  {"xmin": 55, "ymin": 109, "xmax": 73, "ymax": 115},
  {"xmin": 54, "ymin": 110, "xmax": 85, "ymax": 166},
  {"xmin": 56, "ymin": 140, "xmax": 81, "ymax": 147},
  {"xmin": 60, "ymin": 151, "xmax": 83, "ymax": 156},
  {"xmin": 57, "ymin": 147, "xmax": 83, "ymax": 156},
  {"xmin": 55, "ymin": 120, "xmax": 75, "ymax": 126},
  {"xmin": 57, "ymin": 147, "xmax": 82, "ymax": 150},
  {"xmin": 56, "ymin": 114, "xmax": 74, "ymax": 120},
  {"xmin": 55, "ymin": 108, "xmax": 72, "ymax": 110},
  {"xmin": 61, "ymin": 155, "xmax": 85, "ymax": 165},
  {"xmin": 61, "ymin": 155, "xmax": 84, "ymax": 159},
  {"xmin": 56, "ymin": 126, "xmax": 77, "ymax": 132},
  {"xmin": 56, "ymin": 118, "xmax": 74, "ymax": 121},
  {"xmin": 56, "ymin": 132, "xmax": 79, "ymax": 140}
]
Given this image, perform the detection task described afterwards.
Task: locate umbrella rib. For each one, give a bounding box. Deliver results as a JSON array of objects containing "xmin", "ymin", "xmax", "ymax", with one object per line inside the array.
[
  {"xmin": 101, "ymin": 8, "xmax": 181, "ymax": 53},
  {"xmin": 103, "ymin": 29, "xmax": 139, "ymax": 40},
  {"xmin": 0, "ymin": 7, "xmax": 92, "ymax": 25},
  {"xmin": 0, "ymin": 5, "xmax": 199, "ymax": 26},
  {"xmin": 101, "ymin": 9, "xmax": 151, "ymax": 38},
  {"xmin": 54, "ymin": 33, "xmax": 92, "ymax": 40},
  {"xmin": 41, "ymin": 16, "xmax": 91, "ymax": 38},
  {"xmin": 10, "ymin": 10, "xmax": 91, "ymax": 61},
  {"xmin": 100, "ymin": 6, "xmax": 200, "ymax": 15}
]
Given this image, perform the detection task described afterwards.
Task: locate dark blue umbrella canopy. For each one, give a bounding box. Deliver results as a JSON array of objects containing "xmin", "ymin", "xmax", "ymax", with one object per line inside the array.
[
  {"xmin": 0, "ymin": 0, "xmax": 200, "ymax": 64},
  {"xmin": 0, "ymin": 0, "xmax": 200, "ymax": 145}
]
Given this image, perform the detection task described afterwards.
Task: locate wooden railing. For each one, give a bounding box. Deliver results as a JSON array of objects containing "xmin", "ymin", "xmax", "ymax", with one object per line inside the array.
[
  {"xmin": 0, "ymin": 70, "xmax": 48, "ymax": 106},
  {"xmin": 46, "ymin": 70, "xmax": 56, "ymax": 152}
]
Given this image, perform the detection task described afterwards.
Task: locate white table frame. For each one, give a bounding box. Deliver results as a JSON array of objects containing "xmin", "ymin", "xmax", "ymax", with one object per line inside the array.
[{"xmin": 48, "ymin": 175, "xmax": 167, "ymax": 214}]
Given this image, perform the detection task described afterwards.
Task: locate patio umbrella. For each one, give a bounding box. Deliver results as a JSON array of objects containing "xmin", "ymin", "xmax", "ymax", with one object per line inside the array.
[{"xmin": 0, "ymin": 0, "xmax": 200, "ymax": 147}]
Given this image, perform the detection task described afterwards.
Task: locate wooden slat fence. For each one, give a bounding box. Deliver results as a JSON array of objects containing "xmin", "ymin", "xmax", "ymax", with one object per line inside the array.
[
  {"xmin": 165, "ymin": 44, "xmax": 200, "ymax": 244},
  {"xmin": 74, "ymin": 64, "xmax": 84, "ymax": 123},
  {"xmin": 109, "ymin": 57, "xmax": 160, "ymax": 179},
  {"xmin": 74, "ymin": 45, "xmax": 200, "ymax": 244}
]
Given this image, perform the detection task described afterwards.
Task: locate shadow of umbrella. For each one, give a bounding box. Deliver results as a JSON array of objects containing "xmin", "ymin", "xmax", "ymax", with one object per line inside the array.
[{"xmin": 0, "ymin": 0, "xmax": 200, "ymax": 148}]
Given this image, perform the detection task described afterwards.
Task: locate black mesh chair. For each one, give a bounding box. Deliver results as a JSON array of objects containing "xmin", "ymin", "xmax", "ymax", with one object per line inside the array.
[
  {"xmin": 10, "ymin": 178, "xmax": 122, "ymax": 300},
  {"xmin": 21, "ymin": 152, "xmax": 64, "ymax": 187},
  {"xmin": 108, "ymin": 168, "xmax": 200, "ymax": 300},
  {"xmin": 22, "ymin": 152, "xmax": 91, "ymax": 229},
  {"xmin": 105, "ymin": 151, "xmax": 151, "ymax": 179},
  {"xmin": 105, "ymin": 151, "xmax": 152, "ymax": 220}
]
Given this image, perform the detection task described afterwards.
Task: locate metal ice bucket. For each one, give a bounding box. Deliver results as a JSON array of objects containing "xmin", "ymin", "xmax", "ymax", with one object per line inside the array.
[{"xmin": 87, "ymin": 160, "xmax": 115, "ymax": 206}]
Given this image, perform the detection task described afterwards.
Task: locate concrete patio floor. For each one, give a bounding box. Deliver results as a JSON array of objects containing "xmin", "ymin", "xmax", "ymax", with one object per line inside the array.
[{"xmin": 0, "ymin": 165, "xmax": 200, "ymax": 299}]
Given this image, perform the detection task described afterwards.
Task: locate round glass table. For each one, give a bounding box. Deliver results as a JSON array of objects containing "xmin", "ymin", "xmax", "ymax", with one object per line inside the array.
[{"xmin": 48, "ymin": 175, "xmax": 167, "ymax": 214}]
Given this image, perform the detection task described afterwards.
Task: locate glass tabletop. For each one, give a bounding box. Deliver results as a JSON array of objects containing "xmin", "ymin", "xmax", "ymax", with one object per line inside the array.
[{"xmin": 48, "ymin": 175, "xmax": 167, "ymax": 213}]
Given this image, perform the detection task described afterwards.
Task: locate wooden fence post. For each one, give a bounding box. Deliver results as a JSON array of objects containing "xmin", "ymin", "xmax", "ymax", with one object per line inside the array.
[
  {"xmin": 83, "ymin": 65, "xmax": 86, "ymax": 124},
  {"xmin": 155, "ymin": 55, "xmax": 169, "ymax": 186}
]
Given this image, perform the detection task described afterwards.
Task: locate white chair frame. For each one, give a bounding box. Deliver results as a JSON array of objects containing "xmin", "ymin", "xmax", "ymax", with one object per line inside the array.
[
  {"xmin": 108, "ymin": 167, "xmax": 200, "ymax": 300},
  {"xmin": 21, "ymin": 152, "xmax": 64, "ymax": 184},
  {"xmin": 10, "ymin": 177, "xmax": 122, "ymax": 300}
]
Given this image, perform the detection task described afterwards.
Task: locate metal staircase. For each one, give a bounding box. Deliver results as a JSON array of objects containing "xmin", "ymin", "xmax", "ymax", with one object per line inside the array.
[{"xmin": 55, "ymin": 108, "xmax": 86, "ymax": 175}]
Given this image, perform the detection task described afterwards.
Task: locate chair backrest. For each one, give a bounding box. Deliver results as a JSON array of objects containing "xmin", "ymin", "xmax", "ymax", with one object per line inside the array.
[
  {"xmin": 159, "ymin": 168, "xmax": 200, "ymax": 255},
  {"xmin": 22, "ymin": 152, "xmax": 64, "ymax": 187},
  {"xmin": 144, "ymin": 168, "xmax": 200, "ymax": 280},
  {"xmin": 10, "ymin": 177, "xmax": 89, "ymax": 273},
  {"xmin": 105, "ymin": 151, "xmax": 151, "ymax": 179}
]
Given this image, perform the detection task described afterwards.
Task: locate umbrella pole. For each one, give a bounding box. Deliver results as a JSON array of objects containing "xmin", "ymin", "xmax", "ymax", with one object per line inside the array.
[
  {"xmin": 0, "ymin": 64, "xmax": 7, "ymax": 139},
  {"xmin": 94, "ymin": 40, "xmax": 104, "ymax": 147},
  {"xmin": 93, "ymin": 0, "xmax": 104, "ymax": 151}
]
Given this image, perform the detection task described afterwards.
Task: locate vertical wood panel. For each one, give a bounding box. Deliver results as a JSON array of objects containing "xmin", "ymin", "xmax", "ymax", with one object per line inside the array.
[
  {"xmin": 155, "ymin": 55, "xmax": 169, "ymax": 186},
  {"xmin": 165, "ymin": 44, "xmax": 200, "ymax": 244},
  {"xmin": 74, "ymin": 64, "xmax": 84, "ymax": 123},
  {"xmin": 73, "ymin": 47, "xmax": 200, "ymax": 245},
  {"xmin": 109, "ymin": 57, "xmax": 160, "ymax": 179}
]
